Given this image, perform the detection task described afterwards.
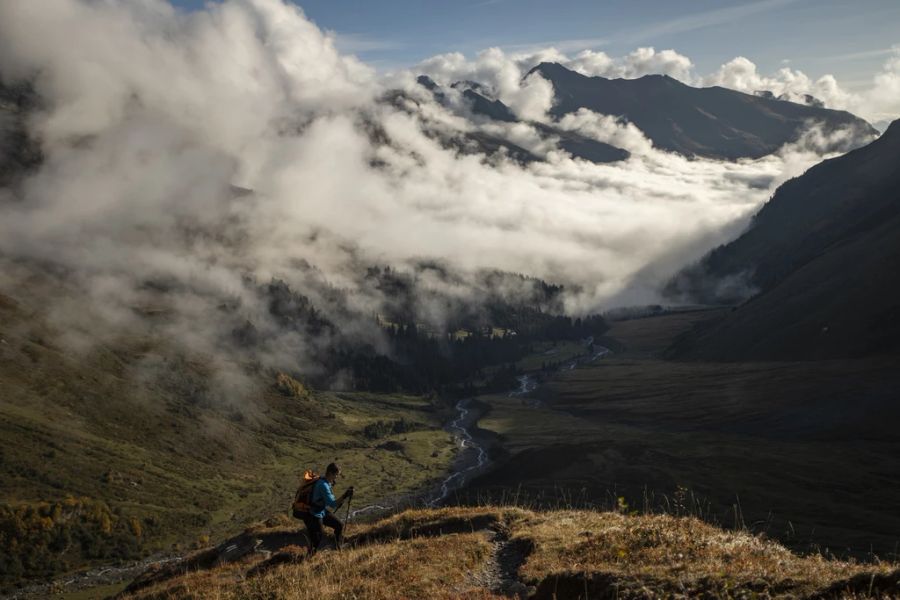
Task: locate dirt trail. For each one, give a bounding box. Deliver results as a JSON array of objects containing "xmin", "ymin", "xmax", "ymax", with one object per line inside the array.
[{"xmin": 467, "ymin": 526, "xmax": 533, "ymax": 598}]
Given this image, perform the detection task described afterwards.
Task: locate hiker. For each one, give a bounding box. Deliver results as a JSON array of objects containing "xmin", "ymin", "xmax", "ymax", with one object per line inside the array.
[{"xmin": 293, "ymin": 462, "xmax": 353, "ymax": 555}]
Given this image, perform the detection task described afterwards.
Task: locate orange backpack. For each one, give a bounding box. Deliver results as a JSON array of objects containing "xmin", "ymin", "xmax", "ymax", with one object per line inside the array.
[{"xmin": 291, "ymin": 470, "xmax": 319, "ymax": 517}]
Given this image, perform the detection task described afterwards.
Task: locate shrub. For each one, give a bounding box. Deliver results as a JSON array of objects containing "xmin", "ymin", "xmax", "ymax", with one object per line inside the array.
[
  {"xmin": 0, "ymin": 497, "xmax": 149, "ymax": 590},
  {"xmin": 362, "ymin": 418, "xmax": 415, "ymax": 440},
  {"xmin": 275, "ymin": 373, "xmax": 311, "ymax": 400}
]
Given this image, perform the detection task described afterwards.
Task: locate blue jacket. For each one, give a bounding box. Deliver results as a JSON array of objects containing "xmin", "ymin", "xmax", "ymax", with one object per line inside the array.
[{"xmin": 310, "ymin": 479, "xmax": 337, "ymax": 518}]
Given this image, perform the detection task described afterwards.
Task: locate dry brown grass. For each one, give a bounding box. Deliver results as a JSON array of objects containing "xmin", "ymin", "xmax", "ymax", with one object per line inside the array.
[
  {"xmin": 120, "ymin": 506, "xmax": 900, "ymax": 600},
  {"xmin": 514, "ymin": 510, "xmax": 899, "ymax": 598},
  {"xmin": 124, "ymin": 531, "xmax": 496, "ymax": 599},
  {"xmin": 349, "ymin": 505, "xmax": 525, "ymax": 544}
]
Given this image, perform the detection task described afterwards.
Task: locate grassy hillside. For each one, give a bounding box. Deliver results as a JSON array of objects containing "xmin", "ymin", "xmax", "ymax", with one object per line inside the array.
[
  {"xmin": 466, "ymin": 311, "xmax": 900, "ymax": 557},
  {"xmin": 119, "ymin": 506, "xmax": 900, "ymax": 599},
  {"xmin": 0, "ymin": 271, "xmax": 458, "ymax": 590}
]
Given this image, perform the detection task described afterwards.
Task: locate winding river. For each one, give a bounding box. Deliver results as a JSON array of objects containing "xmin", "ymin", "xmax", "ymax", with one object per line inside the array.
[
  {"xmin": 350, "ymin": 342, "xmax": 611, "ymax": 518},
  {"xmin": 428, "ymin": 398, "xmax": 490, "ymax": 505},
  {"xmin": 349, "ymin": 397, "xmax": 491, "ymax": 518}
]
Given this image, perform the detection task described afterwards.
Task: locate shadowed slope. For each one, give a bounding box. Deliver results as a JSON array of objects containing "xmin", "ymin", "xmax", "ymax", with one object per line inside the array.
[{"xmin": 667, "ymin": 120, "xmax": 900, "ymax": 360}]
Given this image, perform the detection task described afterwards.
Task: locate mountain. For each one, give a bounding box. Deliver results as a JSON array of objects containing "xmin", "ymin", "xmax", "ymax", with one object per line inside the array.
[
  {"xmin": 414, "ymin": 64, "xmax": 874, "ymax": 164},
  {"xmin": 529, "ymin": 121, "xmax": 630, "ymax": 163},
  {"xmin": 461, "ymin": 88, "xmax": 518, "ymax": 122},
  {"xmin": 415, "ymin": 76, "xmax": 630, "ymax": 164},
  {"xmin": 529, "ymin": 62, "xmax": 877, "ymax": 159},
  {"xmin": 461, "ymin": 88, "xmax": 631, "ymax": 163},
  {"xmin": 666, "ymin": 120, "xmax": 900, "ymax": 360},
  {"xmin": 444, "ymin": 128, "xmax": 542, "ymax": 164},
  {"xmin": 755, "ymin": 89, "xmax": 826, "ymax": 108}
]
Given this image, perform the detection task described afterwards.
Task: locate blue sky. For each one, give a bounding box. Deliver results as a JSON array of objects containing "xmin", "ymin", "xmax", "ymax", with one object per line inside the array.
[{"xmin": 171, "ymin": 0, "xmax": 898, "ymax": 88}]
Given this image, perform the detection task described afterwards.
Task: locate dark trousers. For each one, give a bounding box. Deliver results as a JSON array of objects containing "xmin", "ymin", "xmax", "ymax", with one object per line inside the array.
[{"xmin": 299, "ymin": 511, "xmax": 344, "ymax": 555}]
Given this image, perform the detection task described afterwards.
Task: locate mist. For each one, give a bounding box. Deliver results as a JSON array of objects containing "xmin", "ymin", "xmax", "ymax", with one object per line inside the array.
[{"xmin": 0, "ymin": 0, "xmax": 865, "ymax": 391}]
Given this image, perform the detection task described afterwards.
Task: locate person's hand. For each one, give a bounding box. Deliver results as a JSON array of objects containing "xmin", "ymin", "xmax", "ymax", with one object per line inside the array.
[{"xmin": 346, "ymin": 486, "xmax": 355, "ymax": 498}]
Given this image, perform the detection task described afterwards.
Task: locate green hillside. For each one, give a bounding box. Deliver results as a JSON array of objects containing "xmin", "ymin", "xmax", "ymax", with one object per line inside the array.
[{"xmin": 0, "ymin": 274, "xmax": 458, "ymax": 590}]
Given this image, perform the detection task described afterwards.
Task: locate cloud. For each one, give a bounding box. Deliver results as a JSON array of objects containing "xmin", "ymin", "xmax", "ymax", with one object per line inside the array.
[
  {"xmin": 0, "ymin": 0, "xmax": 862, "ymax": 391},
  {"xmin": 864, "ymin": 51, "xmax": 900, "ymax": 123},
  {"xmin": 567, "ymin": 47, "xmax": 694, "ymax": 81},
  {"xmin": 703, "ymin": 51, "xmax": 900, "ymax": 123},
  {"xmin": 620, "ymin": 47, "xmax": 693, "ymax": 80},
  {"xmin": 416, "ymin": 47, "xmax": 556, "ymax": 120},
  {"xmin": 704, "ymin": 56, "xmax": 853, "ymax": 109},
  {"xmin": 555, "ymin": 109, "xmax": 655, "ymax": 156}
]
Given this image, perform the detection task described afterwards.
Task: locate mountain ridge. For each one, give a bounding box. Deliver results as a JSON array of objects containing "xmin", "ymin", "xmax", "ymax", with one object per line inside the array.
[{"xmin": 527, "ymin": 61, "xmax": 877, "ymax": 159}]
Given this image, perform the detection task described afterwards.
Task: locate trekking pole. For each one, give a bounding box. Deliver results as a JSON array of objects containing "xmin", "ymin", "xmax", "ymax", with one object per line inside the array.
[{"xmin": 344, "ymin": 494, "xmax": 353, "ymax": 543}]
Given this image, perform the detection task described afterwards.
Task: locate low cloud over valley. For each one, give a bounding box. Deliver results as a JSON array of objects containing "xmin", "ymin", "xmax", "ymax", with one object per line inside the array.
[{"xmin": 0, "ymin": 0, "xmax": 889, "ymax": 391}]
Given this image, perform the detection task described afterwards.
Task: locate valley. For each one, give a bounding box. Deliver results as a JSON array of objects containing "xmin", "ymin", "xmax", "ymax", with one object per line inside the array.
[
  {"xmin": 2, "ymin": 2, "xmax": 899, "ymax": 597},
  {"xmin": 465, "ymin": 310, "xmax": 900, "ymax": 557},
  {"xmin": 0, "ymin": 258, "xmax": 607, "ymax": 594},
  {"xmin": 4, "ymin": 277, "xmax": 898, "ymax": 596}
]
